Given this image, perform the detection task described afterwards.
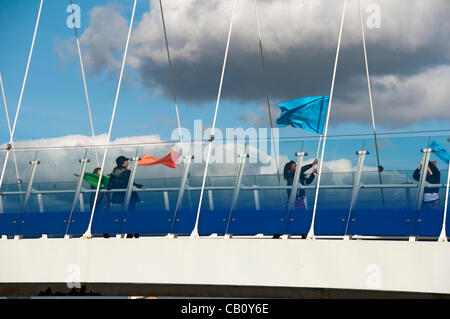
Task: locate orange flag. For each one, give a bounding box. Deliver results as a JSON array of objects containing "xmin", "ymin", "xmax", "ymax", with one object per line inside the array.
[{"xmin": 138, "ymin": 150, "xmax": 180, "ymax": 168}]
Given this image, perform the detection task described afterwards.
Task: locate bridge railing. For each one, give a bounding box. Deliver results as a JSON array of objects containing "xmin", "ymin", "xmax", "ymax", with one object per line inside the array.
[{"xmin": 0, "ymin": 134, "xmax": 448, "ymax": 238}]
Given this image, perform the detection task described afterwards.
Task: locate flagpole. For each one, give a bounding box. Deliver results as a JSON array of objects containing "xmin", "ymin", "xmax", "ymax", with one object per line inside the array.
[{"xmin": 307, "ymin": 0, "xmax": 348, "ymax": 240}]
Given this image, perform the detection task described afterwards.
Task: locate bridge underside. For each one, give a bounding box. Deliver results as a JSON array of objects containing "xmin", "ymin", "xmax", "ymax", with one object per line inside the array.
[
  {"xmin": 1, "ymin": 237, "xmax": 449, "ymax": 297},
  {"xmin": 1, "ymin": 283, "xmax": 449, "ymax": 298}
]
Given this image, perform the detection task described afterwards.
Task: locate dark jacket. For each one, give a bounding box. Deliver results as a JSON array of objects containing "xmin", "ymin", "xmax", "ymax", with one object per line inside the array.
[
  {"xmin": 413, "ymin": 161, "xmax": 441, "ymax": 194},
  {"xmin": 285, "ymin": 163, "xmax": 316, "ymax": 198},
  {"xmin": 107, "ymin": 166, "xmax": 143, "ymax": 204}
]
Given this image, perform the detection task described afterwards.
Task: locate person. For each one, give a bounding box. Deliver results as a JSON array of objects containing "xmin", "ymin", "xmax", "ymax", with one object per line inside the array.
[
  {"xmin": 89, "ymin": 167, "xmax": 110, "ymax": 213},
  {"xmin": 413, "ymin": 160, "xmax": 441, "ymax": 210},
  {"xmin": 107, "ymin": 156, "xmax": 147, "ymax": 238},
  {"xmin": 272, "ymin": 159, "xmax": 318, "ymax": 239},
  {"xmin": 284, "ymin": 158, "xmax": 318, "ymax": 210}
]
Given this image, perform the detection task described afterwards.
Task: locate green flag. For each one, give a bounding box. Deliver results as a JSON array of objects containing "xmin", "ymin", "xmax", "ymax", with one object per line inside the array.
[{"xmin": 74, "ymin": 173, "xmax": 110, "ymax": 189}]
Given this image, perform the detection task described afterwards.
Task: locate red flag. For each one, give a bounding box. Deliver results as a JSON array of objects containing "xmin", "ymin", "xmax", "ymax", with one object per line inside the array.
[{"xmin": 138, "ymin": 150, "xmax": 180, "ymax": 168}]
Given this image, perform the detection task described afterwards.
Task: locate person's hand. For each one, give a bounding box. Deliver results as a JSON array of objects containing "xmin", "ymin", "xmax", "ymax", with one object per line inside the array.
[
  {"xmin": 312, "ymin": 168, "xmax": 317, "ymax": 174},
  {"xmin": 313, "ymin": 159, "xmax": 319, "ymax": 165},
  {"xmin": 141, "ymin": 186, "xmax": 147, "ymax": 190}
]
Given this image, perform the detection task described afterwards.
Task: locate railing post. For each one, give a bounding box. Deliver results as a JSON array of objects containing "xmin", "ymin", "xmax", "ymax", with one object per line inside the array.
[
  {"xmin": 70, "ymin": 156, "xmax": 90, "ymax": 214},
  {"xmin": 253, "ymin": 190, "xmax": 260, "ymax": 211},
  {"xmin": 345, "ymin": 150, "xmax": 369, "ymax": 236},
  {"xmin": 163, "ymin": 191, "xmax": 170, "ymax": 211},
  {"xmin": 79, "ymin": 193, "xmax": 85, "ymax": 212},
  {"xmin": 208, "ymin": 190, "xmax": 214, "ymax": 211},
  {"xmin": 174, "ymin": 156, "xmax": 193, "ymax": 213},
  {"xmin": 123, "ymin": 157, "xmax": 139, "ymax": 211},
  {"xmin": 287, "ymin": 152, "xmax": 307, "ymax": 213},
  {"xmin": 349, "ymin": 151, "xmax": 369, "ymax": 213},
  {"xmin": 23, "ymin": 159, "xmax": 40, "ymax": 213},
  {"xmin": 225, "ymin": 151, "xmax": 249, "ymax": 235},
  {"xmin": 37, "ymin": 193, "xmax": 44, "ymax": 213},
  {"xmin": 170, "ymin": 155, "xmax": 193, "ymax": 233},
  {"xmin": 415, "ymin": 148, "xmax": 433, "ymax": 211}
]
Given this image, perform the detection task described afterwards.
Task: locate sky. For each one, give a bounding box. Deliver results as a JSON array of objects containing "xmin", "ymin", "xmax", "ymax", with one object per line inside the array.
[{"xmin": 0, "ymin": 0, "xmax": 449, "ymax": 171}]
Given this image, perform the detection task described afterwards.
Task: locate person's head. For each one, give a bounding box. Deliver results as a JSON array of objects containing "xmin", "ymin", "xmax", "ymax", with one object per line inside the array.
[
  {"xmin": 93, "ymin": 167, "xmax": 102, "ymax": 174},
  {"xmin": 283, "ymin": 160, "xmax": 296, "ymax": 180},
  {"xmin": 116, "ymin": 156, "xmax": 129, "ymax": 168}
]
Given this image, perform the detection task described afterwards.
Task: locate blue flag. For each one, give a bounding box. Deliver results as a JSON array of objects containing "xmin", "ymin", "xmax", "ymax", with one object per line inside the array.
[
  {"xmin": 430, "ymin": 140, "xmax": 450, "ymax": 165},
  {"xmin": 276, "ymin": 96, "xmax": 329, "ymax": 134}
]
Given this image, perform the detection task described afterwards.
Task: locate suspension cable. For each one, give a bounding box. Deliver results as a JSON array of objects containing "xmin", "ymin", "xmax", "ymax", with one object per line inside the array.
[
  {"xmin": 307, "ymin": 0, "xmax": 348, "ymax": 240},
  {"xmin": 191, "ymin": 0, "xmax": 238, "ymax": 238},
  {"xmin": 83, "ymin": 0, "xmax": 137, "ymax": 238},
  {"xmin": 0, "ymin": 73, "xmax": 23, "ymax": 203},
  {"xmin": 158, "ymin": 0, "xmax": 183, "ymax": 143},
  {"xmin": 358, "ymin": 0, "xmax": 385, "ymax": 208},
  {"xmin": 69, "ymin": 0, "xmax": 99, "ymax": 166},
  {"xmin": 0, "ymin": 0, "xmax": 43, "ymax": 193},
  {"xmin": 253, "ymin": 0, "xmax": 284, "ymax": 207}
]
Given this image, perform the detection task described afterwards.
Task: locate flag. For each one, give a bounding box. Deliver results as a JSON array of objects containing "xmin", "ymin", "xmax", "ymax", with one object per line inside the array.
[
  {"xmin": 276, "ymin": 96, "xmax": 329, "ymax": 134},
  {"xmin": 430, "ymin": 140, "xmax": 450, "ymax": 165},
  {"xmin": 74, "ymin": 173, "xmax": 110, "ymax": 189},
  {"xmin": 138, "ymin": 149, "xmax": 180, "ymax": 168}
]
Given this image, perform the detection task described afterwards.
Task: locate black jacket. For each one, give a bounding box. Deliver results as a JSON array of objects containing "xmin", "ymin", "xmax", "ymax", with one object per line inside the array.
[
  {"xmin": 413, "ymin": 162, "xmax": 441, "ymax": 194},
  {"xmin": 107, "ymin": 166, "xmax": 143, "ymax": 204},
  {"xmin": 285, "ymin": 163, "xmax": 316, "ymax": 198}
]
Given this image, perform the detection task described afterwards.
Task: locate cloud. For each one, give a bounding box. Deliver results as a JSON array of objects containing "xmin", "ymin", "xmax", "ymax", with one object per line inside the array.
[{"xmin": 56, "ymin": 0, "xmax": 450, "ymax": 127}]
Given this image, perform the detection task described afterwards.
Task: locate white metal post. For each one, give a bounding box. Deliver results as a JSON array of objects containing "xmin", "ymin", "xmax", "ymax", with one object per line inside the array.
[
  {"xmin": 253, "ymin": 190, "xmax": 261, "ymax": 211},
  {"xmin": 208, "ymin": 190, "xmax": 214, "ymax": 211},
  {"xmin": 23, "ymin": 159, "xmax": 40, "ymax": 213},
  {"xmin": 345, "ymin": 150, "xmax": 369, "ymax": 236},
  {"xmin": 170, "ymin": 155, "xmax": 193, "ymax": 234},
  {"xmin": 37, "ymin": 193, "xmax": 44, "ymax": 213},
  {"xmin": 123, "ymin": 156, "xmax": 139, "ymax": 211},
  {"xmin": 415, "ymin": 148, "xmax": 433, "ymax": 211},
  {"xmin": 70, "ymin": 156, "xmax": 90, "ymax": 214},
  {"xmin": 225, "ymin": 152, "xmax": 249, "ymax": 235}
]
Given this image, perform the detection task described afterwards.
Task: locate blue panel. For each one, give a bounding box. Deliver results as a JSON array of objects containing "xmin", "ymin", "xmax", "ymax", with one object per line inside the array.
[
  {"xmin": 314, "ymin": 210, "xmax": 348, "ymax": 235},
  {"xmin": 347, "ymin": 210, "xmax": 413, "ymax": 236},
  {"xmin": 411, "ymin": 209, "xmax": 444, "ymax": 237},
  {"xmin": 0, "ymin": 213, "xmax": 22, "ymax": 235},
  {"xmin": 91, "ymin": 211, "xmax": 122, "ymax": 235},
  {"xmin": 223, "ymin": 210, "xmax": 286, "ymax": 235},
  {"xmin": 2, "ymin": 208, "xmax": 447, "ymax": 238}
]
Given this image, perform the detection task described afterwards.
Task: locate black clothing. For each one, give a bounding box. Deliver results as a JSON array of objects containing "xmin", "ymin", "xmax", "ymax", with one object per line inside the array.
[
  {"xmin": 107, "ymin": 166, "xmax": 143, "ymax": 211},
  {"xmin": 413, "ymin": 162, "xmax": 441, "ymax": 194},
  {"xmin": 285, "ymin": 163, "xmax": 316, "ymax": 198},
  {"xmin": 89, "ymin": 184, "xmax": 110, "ymax": 212}
]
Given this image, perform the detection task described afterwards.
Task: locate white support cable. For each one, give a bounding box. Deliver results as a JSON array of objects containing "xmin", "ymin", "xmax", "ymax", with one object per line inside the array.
[
  {"xmin": 69, "ymin": 0, "xmax": 99, "ymax": 167},
  {"xmin": 0, "ymin": 73, "xmax": 23, "ymax": 203},
  {"xmin": 307, "ymin": 0, "xmax": 348, "ymax": 240},
  {"xmin": 438, "ymin": 161, "xmax": 450, "ymax": 242},
  {"xmin": 83, "ymin": 0, "xmax": 137, "ymax": 238},
  {"xmin": 0, "ymin": 0, "xmax": 43, "ymax": 193},
  {"xmin": 253, "ymin": 0, "xmax": 283, "ymax": 207},
  {"xmin": 358, "ymin": 0, "xmax": 385, "ymax": 207},
  {"xmin": 158, "ymin": 0, "xmax": 183, "ymax": 143},
  {"xmin": 191, "ymin": 0, "xmax": 238, "ymax": 238}
]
